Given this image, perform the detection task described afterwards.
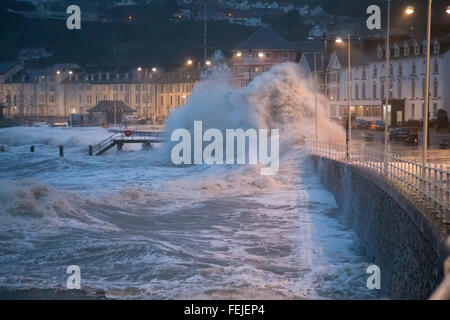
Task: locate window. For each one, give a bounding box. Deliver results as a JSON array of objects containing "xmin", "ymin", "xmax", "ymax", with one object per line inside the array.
[
  {"xmin": 411, "ymin": 80, "xmax": 415, "ymax": 98},
  {"xmin": 433, "ymin": 103, "xmax": 438, "ymax": 118},
  {"xmin": 411, "ymin": 103, "xmax": 415, "ymax": 117},
  {"xmin": 389, "ymin": 63, "xmax": 393, "ymax": 77},
  {"xmin": 362, "ymin": 67, "xmax": 366, "ymax": 79},
  {"xmin": 373, "ymin": 82, "xmax": 377, "ymax": 100},
  {"xmin": 422, "ymin": 78, "xmax": 426, "ymax": 98},
  {"xmin": 433, "ymin": 78, "xmax": 438, "ymax": 98},
  {"xmin": 412, "ymin": 62, "xmax": 416, "ymax": 75},
  {"xmin": 373, "ymin": 65, "xmax": 378, "ymax": 77},
  {"xmin": 398, "ymin": 80, "xmax": 402, "ymax": 98},
  {"xmin": 377, "ymin": 47, "xmax": 383, "ymax": 59},
  {"xmin": 398, "ymin": 63, "xmax": 403, "ymax": 77},
  {"xmin": 381, "ymin": 79, "xmax": 385, "ymax": 99},
  {"xmin": 414, "ymin": 44, "xmax": 419, "ymax": 55},
  {"xmin": 355, "ymin": 83, "xmax": 359, "ymax": 100},
  {"xmin": 362, "ymin": 82, "xmax": 366, "ymax": 99},
  {"xmin": 404, "ymin": 46, "xmax": 409, "ymax": 56},
  {"xmin": 433, "ymin": 60, "xmax": 439, "ymax": 73},
  {"xmin": 434, "ymin": 42, "xmax": 440, "ymax": 54},
  {"xmin": 265, "ymin": 52, "xmax": 272, "ymax": 59}
]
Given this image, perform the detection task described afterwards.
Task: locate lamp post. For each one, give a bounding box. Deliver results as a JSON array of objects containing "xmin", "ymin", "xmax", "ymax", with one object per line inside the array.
[
  {"xmin": 384, "ymin": 0, "xmax": 392, "ymax": 173},
  {"xmin": 405, "ymin": 1, "xmax": 437, "ymax": 164},
  {"xmin": 336, "ymin": 34, "xmax": 352, "ymax": 159},
  {"xmin": 303, "ymin": 52, "xmax": 322, "ymax": 147}
]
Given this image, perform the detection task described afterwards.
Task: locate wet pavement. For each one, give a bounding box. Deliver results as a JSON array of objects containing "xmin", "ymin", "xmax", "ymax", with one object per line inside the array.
[{"xmin": 351, "ymin": 129, "xmax": 450, "ymax": 166}]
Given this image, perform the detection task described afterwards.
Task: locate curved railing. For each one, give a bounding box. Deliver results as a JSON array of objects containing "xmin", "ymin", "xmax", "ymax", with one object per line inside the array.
[{"xmin": 309, "ymin": 141, "xmax": 450, "ymax": 226}]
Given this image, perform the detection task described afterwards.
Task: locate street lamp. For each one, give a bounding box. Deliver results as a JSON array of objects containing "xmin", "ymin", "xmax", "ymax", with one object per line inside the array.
[
  {"xmin": 404, "ymin": 1, "xmax": 439, "ymax": 163},
  {"xmin": 336, "ymin": 34, "xmax": 352, "ymax": 159},
  {"xmin": 186, "ymin": 59, "xmax": 193, "ymax": 66},
  {"xmin": 236, "ymin": 51, "xmax": 242, "ymax": 57},
  {"xmin": 205, "ymin": 60, "xmax": 211, "ymax": 66},
  {"xmin": 405, "ymin": 6, "xmax": 415, "ymax": 15},
  {"xmin": 152, "ymin": 67, "xmax": 157, "ymax": 72},
  {"xmin": 447, "ymin": 5, "xmax": 450, "ymax": 14},
  {"xmin": 137, "ymin": 67, "xmax": 142, "ymax": 72},
  {"xmin": 383, "ymin": 0, "xmax": 392, "ymax": 173}
]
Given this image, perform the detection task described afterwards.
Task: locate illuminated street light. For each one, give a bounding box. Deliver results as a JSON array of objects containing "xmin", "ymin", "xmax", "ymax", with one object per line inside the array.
[
  {"xmin": 335, "ymin": 35, "xmax": 352, "ymax": 159},
  {"xmin": 236, "ymin": 52, "xmax": 242, "ymax": 57},
  {"xmin": 258, "ymin": 52, "xmax": 264, "ymax": 58},
  {"xmin": 447, "ymin": 5, "xmax": 450, "ymax": 14},
  {"xmin": 205, "ymin": 60, "xmax": 211, "ymax": 66},
  {"xmin": 152, "ymin": 67, "xmax": 157, "ymax": 72},
  {"xmin": 405, "ymin": 6, "xmax": 414, "ymax": 15},
  {"xmin": 137, "ymin": 67, "xmax": 142, "ymax": 71},
  {"xmin": 56, "ymin": 70, "xmax": 61, "ymax": 75},
  {"xmin": 69, "ymin": 70, "xmax": 73, "ymax": 75},
  {"xmin": 186, "ymin": 59, "xmax": 193, "ymax": 66}
]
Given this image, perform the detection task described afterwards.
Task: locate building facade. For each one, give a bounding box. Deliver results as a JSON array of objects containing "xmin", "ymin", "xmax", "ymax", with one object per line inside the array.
[
  {"xmin": 230, "ymin": 27, "xmax": 300, "ymax": 89},
  {"xmin": 302, "ymin": 38, "xmax": 450, "ymax": 124},
  {"xmin": 0, "ymin": 64, "xmax": 200, "ymax": 123}
]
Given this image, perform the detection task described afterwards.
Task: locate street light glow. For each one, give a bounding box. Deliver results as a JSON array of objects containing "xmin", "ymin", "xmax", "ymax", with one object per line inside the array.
[
  {"xmin": 258, "ymin": 52, "xmax": 264, "ymax": 58},
  {"xmin": 187, "ymin": 59, "xmax": 193, "ymax": 66},
  {"xmin": 335, "ymin": 37, "xmax": 343, "ymax": 44},
  {"xmin": 56, "ymin": 70, "xmax": 61, "ymax": 75},
  {"xmin": 205, "ymin": 60, "xmax": 211, "ymax": 66},
  {"xmin": 152, "ymin": 67, "xmax": 157, "ymax": 72},
  {"xmin": 447, "ymin": 5, "xmax": 450, "ymax": 14},
  {"xmin": 236, "ymin": 52, "xmax": 242, "ymax": 57},
  {"xmin": 405, "ymin": 6, "xmax": 414, "ymax": 15},
  {"xmin": 69, "ymin": 70, "xmax": 73, "ymax": 75},
  {"xmin": 137, "ymin": 67, "xmax": 142, "ymax": 71}
]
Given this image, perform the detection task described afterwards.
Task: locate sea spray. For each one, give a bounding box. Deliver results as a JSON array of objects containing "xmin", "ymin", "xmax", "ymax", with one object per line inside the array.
[{"xmin": 159, "ymin": 62, "xmax": 344, "ymax": 169}]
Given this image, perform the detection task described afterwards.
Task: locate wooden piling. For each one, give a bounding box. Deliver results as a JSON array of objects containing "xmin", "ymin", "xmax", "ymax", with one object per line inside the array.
[
  {"xmin": 30, "ymin": 145, "xmax": 34, "ymax": 153},
  {"xmin": 59, "ymin": 145, "xmax": 64, "ymax": 157}
]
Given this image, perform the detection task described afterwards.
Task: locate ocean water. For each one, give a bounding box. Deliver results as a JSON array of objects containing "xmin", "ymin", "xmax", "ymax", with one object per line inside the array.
[{"xmin": 0, "ymin": 63, "xmax": 383, "ymax": 299}]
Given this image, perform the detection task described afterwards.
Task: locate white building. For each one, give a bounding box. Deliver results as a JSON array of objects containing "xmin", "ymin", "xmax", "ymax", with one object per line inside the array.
[{"xmin": 301, "ymin": 37, "xmax": 450, "ymax": 125}]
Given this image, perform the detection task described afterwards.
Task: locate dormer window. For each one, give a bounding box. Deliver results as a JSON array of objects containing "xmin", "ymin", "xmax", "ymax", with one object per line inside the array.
[
  {"xmin": 422, "ymin": 43, "xmax": 427, "ymax": 55},
  {"xmin": 434, "ymin": 41, "xmax": 440, "ymax": 54},
  {"xmin": 394, "ymin": 46, "xmax": 399, "ymax": 57},
  {"xmin": 377, "ymin": 47, "xmax": 383, "ymax": 59},
  {"xmin": 414, "ymin": 43, "xmax": 419, "ymax": 55},
  {"xmin": 404, "ymin": 45, "xmax": 409, "ymax": 56}
]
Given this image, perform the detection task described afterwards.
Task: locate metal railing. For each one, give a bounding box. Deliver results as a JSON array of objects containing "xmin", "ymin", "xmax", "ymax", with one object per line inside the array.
[{"xmin": 309, "ymin": 141, "xmax": 450, "ymax": 226}]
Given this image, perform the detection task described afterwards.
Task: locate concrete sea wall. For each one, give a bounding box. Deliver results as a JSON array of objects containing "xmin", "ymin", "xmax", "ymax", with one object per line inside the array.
[{"xmin": 311, "ymin": 155, "xmax": 450, "ymax": 299}]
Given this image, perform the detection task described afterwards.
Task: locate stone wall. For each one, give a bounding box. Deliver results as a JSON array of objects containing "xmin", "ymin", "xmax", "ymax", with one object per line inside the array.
[{"xmin": 311, "ymin": 155, "xmax": 450, "ymax": 299}]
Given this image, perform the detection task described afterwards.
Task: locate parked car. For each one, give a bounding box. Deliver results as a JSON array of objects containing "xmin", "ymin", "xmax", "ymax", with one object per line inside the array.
[
  {"xmin": 389, "ymin": 127, "xmax": 411, "ymax": 141},
  {"xmin": 370, "ymin": 120, "xmax": 385, "ymax": 131},
  {"xmin": 352, "ymin": 119, "xmax": 368, "ymax": 129}
]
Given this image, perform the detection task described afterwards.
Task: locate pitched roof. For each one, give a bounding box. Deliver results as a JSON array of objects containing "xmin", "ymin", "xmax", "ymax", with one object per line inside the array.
[
  {"xmin": 89, "ymin": 101, "xmax": 136, "ymax": 113},
  {"xmin": 0, "ymin": 62, "xmax": 17, "ymax": 75},
  {"xmin": 233, "ymin": 27, "xmax": 298, "ymax": 51}
]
